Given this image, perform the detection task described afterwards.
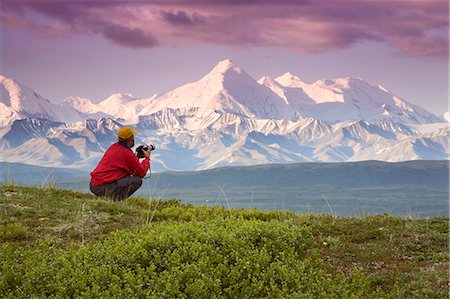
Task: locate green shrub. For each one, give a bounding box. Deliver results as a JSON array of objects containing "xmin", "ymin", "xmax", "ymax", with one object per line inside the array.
[
  {"xmin": 0, "ymin": 186, "xmax": 447, "ymax": 298},
  {"xmin": 0, "ymin": 223, "xmax": 28, "ymax": 242},
  {"xmin": 0, "ymin": 218, "xmax": 387, "ymax": 298}
]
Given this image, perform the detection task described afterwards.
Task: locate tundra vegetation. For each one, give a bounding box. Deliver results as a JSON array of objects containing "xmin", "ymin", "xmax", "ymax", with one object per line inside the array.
[{"xmin": 0, "ymin": 186, "xmax": 448, "ymax": 298}]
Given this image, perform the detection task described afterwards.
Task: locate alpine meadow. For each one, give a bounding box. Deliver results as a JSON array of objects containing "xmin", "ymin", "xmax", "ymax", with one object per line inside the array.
[{"xmin": 0, "ymin": 186, "xmax": 448, "ymax": 297}]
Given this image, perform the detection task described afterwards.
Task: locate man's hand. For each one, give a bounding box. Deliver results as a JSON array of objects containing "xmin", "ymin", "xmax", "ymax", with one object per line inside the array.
[{"xmin": 143, "ymin": 147, "xmax": 151, "ymax": 159}]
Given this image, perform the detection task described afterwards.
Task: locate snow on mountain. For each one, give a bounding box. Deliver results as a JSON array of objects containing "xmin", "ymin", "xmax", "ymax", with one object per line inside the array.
[
  {"xmin": 97, "ymin": 93, "xmax": 157, "ymax": 123},
  {"xmin": 276, "ymin": 73, "xmax": 344, "ymax": 104},
  {"xmin": 0, "ymin": 117, "xmax": 131, "ymax": 169},
  {"xmin": 65, "ymin": 94, "xmax": 158, "ymax": 124},
  {"xmin": 0, "ymin": 76, "xmax": 87, "ymax": 126},
  {"xmin": 2, "ymin": 118, "xmax": 66, "ymax": 148},
  {"xmin": 131, "ymin": 110, "xmax": 447, "ymax": 170},
  {"xmin": 442, "ymin": 112, "xmax": 450, "ymax": 122},
  {"xmin": 64, "ymin": 96, "xmax": 111, "ymax": 120},
  {"xmin": 1, "ymin": 113, "xmax": 447, "ymax": 171},
  {"xmin": 0, "ymin": 59, "xmax": 447, "ymax": 171},
  {"xmin": 140, "ymin": 59, "xmax": 296, "ymax": 120},
  {"xmin": 269, "ymin": 74, "xmax": 441, "ymax": 124},
  {"xmin": 348, "ymin": 132, "xmax": 449, "ymax": 162},
  {"xmin": 257, "ymin": 76, "xmax": 315, "ymax": 116}
]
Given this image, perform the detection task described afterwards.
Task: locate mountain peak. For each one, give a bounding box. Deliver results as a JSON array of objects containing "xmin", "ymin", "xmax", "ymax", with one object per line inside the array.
[
  {"xmin": 0, "ymin": 75, "xmax": 12, "ymax": 83},
  {"xmin": 257, "ymin": 76, "xmax": 277, "ymax": 85},
  {"xmin": 325, "ymin": 77, "xmax": 370, "ymax": 88},
  {"xmin": 106, "ymin": 93, "xmax": 135, "ymax": 100},
  {"xmin": 0, "ymin": 75, "xmax": 20, "ymax": 87},
  {"xmin": 1, "ymin": 69, "xmax": 447, "ymax": 171},
  {"xmin": 0, "ymin": 75, "xmax": 88, "ymax": 126},
  {"xmin": 209, "ymin": 59, "xmax": 242, "ymax": 75},
  {"xmin": 275, "ymin": 72, "xmax": 305, "ymax": 87}
]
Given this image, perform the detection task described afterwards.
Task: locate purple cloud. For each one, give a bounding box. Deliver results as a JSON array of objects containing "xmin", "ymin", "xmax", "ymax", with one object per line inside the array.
[
  {"xmin": 102, "ymin": 22, "xmax": 159, "ymax": 48},
  {"xmin": 28, "ymin": 2, "xmax": 83, "ymax": 21},
  {"xmin": 161, "ymin": 10, "xmax": 207, "ymax": 26},
  {"xmin": 1, "ymin": 0, "xmax": 448, "ymax": 57}
]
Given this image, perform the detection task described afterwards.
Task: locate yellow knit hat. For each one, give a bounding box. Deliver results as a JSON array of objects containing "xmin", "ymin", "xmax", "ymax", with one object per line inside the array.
[{"xmin": 118, "ymin": 127, "xmax": 138, "ymax": 140}]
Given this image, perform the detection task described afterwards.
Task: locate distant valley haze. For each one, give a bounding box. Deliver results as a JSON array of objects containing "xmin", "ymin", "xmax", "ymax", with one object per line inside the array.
[{"xmin": 1, "ymin": 160, "xmax": 448, "ymax": 218}]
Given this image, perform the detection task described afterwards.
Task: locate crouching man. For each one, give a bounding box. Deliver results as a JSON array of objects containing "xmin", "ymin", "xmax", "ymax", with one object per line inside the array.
[{"xmin": 90, "ymin": 126, "xmax": 150, "ymax": 201}]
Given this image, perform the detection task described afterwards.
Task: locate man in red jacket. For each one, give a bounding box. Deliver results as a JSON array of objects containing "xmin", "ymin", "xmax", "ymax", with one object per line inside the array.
[{"xmin": 90, "ymin": 126, "xmax": 150, "ymax": 201}]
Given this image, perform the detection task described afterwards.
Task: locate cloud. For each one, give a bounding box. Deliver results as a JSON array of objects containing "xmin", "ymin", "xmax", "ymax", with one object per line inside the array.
[
  {"xmin": 101, "ymin": 22, "xmax": 159, "ymax": 48},
  {"xmin": 161, "ymin": 10, "xmax": 207, "ymax": 26},
  {"xmin": 1, "ymin": 0, "xmax": 448, "ymax": 58}
]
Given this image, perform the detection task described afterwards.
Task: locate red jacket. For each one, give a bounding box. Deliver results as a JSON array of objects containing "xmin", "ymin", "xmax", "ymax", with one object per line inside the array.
[{"xmin": 90, "ymin": 143, "xmax": 150, "ymax": 185}]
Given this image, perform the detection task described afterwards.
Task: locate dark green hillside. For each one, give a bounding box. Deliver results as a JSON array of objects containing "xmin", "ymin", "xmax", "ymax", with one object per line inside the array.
[
  {"xmin": 0, "ymin": 162, "xmax": 89, "ymax": 182},
  {"xmin": 1, "ymin": 160, "xmax": 449, "ymax": 217},
  {"xmin": 0, "ymin": 186, "xmax": 448, "ymax": 298},
  {"xmin": 152, "ymin": 160, "xmax": 449, "ymax": 188},
  {"xmin": 143, "ymin": 160, "xmax": 449, "ymax": 217}
]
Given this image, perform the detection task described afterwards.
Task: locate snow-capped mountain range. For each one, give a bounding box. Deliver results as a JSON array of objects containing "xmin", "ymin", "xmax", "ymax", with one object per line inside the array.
[{"xmin": 0, "ymin": 59, "xmax": 448, "ymax": 171}]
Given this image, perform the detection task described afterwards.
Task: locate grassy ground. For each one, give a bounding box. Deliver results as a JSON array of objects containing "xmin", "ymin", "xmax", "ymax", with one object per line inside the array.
[{"xmin": 0, "ymin": 185, "xmax": 448, "ymax": 298}]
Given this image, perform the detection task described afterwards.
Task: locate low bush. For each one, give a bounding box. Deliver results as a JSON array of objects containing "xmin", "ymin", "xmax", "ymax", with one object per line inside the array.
[
  {"xmin": 1, "ymin": 218, "xmax": 388, "ymax": 298},
  {"xmin": 0, "ymin": 186, "xmax": 447, "ymax": 298}
]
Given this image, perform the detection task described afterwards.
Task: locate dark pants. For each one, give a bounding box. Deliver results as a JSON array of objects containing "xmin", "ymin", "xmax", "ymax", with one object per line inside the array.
[{"xmin": 90, "ymin": 175, "xmax": 143, "ymax": 201}]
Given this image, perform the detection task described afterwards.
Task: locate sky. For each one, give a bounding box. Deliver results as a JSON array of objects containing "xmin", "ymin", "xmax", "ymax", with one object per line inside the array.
[{"xmin": 0, "ymin": 0, "xmax": 448, "ymax": 115}]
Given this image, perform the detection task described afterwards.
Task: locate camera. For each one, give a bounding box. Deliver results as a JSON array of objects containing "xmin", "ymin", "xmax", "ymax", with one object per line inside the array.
[{"xmin": 136, "ymin": 144, "xmax": 155, "ymax": 158}]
